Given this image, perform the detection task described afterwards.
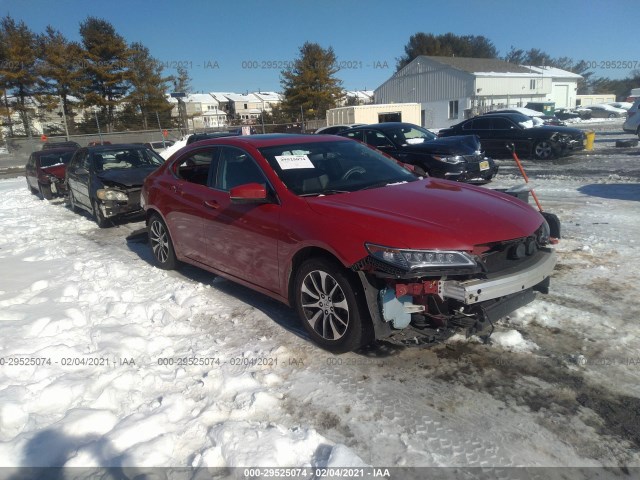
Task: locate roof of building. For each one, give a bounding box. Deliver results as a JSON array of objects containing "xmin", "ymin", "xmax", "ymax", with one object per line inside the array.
[
  {"xmin": 523, "ymin": 66, "xmax": 583, "ymax": 79},
  {"xmin": 225, "ymin": 93, "xmax": 261, "ymax": 102},
  {"xmin": 253, "ymin": 91, "xmax": 282, "ymax": 102},
  {"xmin": 415, "ymin": 56, "xmax": 533, "ymax": 74},
  {"xmin": 346, "ymin": 90, "xmax": 374, "ymax": 100}
]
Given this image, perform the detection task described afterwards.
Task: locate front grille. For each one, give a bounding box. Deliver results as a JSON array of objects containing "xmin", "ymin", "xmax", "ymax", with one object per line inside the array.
[{"xmin": 479, "ymin": 236, "xmax": 540, "ymax": 274}]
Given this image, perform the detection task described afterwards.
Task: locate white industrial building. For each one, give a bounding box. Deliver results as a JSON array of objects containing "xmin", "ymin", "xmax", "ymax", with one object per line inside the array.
[{"xmin": 374, "ymin": 56, "xmax": 582, "ymax": 128}]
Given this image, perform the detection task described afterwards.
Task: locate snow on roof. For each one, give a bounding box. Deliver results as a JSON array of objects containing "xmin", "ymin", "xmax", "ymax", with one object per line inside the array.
[
  {"xmin": 524, "ymin": 66, "xmax": 583, "ymax": 79},
  {"xmin": 185, "ymin": 93, "xmax": 218, "ymax": 104},
  {"xmin": 225, "ymin": 93, "xmax": 261, "ymax": 102},
  {"xmin": 474, "ymin": 72, "xmax": 539, "ymax": 77},
  {"xmin": 253, "ymin": 91, "xmax": 282, "ymax": 102},
  {"xmin": 346, "ymin": 90, "xmax": 374, "ymax": 99},
  {"xmin": 209, "ymin": 92, "xmax": 235, "ymax": 102}
]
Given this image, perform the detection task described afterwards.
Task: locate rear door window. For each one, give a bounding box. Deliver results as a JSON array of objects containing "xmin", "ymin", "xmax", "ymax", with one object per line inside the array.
[{"xmin": 174, "ymin": 148, "xmax": 217, "ymax": 186}]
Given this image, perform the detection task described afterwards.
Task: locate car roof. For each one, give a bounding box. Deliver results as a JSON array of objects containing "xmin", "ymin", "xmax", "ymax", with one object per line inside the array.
[
  {"xmin": 185, "ymin": 133, "xmax": 352, "ymax": 149},
  {"xmin": 33, "ymin": 147, "xmax": 78, "ymax": 156},
  {"xmin": 83, "ymin": 143, "xmax": 151, "ymax": 151},
  {"xmin": 471, "ymin": 112, "xmax": 528, "ymax": 121}
]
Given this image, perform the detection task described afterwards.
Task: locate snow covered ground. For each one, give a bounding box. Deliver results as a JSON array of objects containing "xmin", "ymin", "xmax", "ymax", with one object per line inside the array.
[{"xmin": 1, "ymin": 121, "xmax": 639, "ymax": 476}]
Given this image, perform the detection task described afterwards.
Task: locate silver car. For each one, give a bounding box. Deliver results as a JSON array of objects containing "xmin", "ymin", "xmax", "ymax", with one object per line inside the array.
[
  {"xmin": 580, "ymin": 104, "xmax": 626, "ymax": 118},
  {"xmin": 623, "ymin": 99, "xmax": 640, "ymax": 138}
]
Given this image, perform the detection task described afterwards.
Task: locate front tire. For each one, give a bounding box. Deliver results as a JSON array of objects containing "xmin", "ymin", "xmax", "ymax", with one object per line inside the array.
[
  {"xmin": 533, "ymin": 140, "xmax": 554, "ymax": 160},
  {"xmin": 294, "ymin": 257, "xmax": 372, "ymax": 353},
  {"xmin": 148, "ymin": 214, "xmax": 178, "ymax": 270},
  {"xmin": 92, "ymin": 199, "xmax": 110, "ymax": 228}
]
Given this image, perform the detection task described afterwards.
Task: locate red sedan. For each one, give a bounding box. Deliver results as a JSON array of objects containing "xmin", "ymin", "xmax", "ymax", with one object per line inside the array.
[{"xmin": 142, "ymin": 135, "xmax": 556, "ymax": 353}]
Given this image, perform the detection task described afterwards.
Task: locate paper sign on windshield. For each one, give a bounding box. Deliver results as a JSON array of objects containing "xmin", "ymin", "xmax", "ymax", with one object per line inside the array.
[{"xmin": 275, "ymin": 155, "xmax": 315, "ymax": 170}]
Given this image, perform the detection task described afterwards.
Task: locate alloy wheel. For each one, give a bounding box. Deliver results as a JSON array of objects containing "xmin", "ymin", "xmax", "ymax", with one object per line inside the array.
[
  {"xmin": 149, "ymin": 219, "xmax": 170, "ymax": 264},
  {"xmin": 534, "ymin": 141, "xmax": 553, "ymax": 160},
  {"xmin": 300, "ymin": 269, "xmax": 350, "ymax": 341}
]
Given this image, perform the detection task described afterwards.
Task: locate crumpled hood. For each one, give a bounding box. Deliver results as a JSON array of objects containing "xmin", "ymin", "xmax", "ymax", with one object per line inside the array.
[
  {"xmin": 403, "ymin": 135, "xmax": 481, "ymax": 155},
  {"xmin": 306, "ymin": 179, "xmax": 543, "ymax": 250},
  {"xmin": 97, "ymin": 166, "xmax": 158, "ymax": 188}
]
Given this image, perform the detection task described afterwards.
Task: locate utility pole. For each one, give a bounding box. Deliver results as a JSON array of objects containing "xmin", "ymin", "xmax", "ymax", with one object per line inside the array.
[
  {"xmin": 59, "ymin": 96, "xmax": 70, "ymax": 141},
  {"xmin": 94, "ymin": 109, "xmax": 103, "ymax": 143}
]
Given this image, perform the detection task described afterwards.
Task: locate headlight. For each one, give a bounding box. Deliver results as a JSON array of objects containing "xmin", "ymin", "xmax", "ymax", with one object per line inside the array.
[
  {"xmin": 365, "ymin": 243, "xmax": 477, "ymax": 271},
  {"xmin": 432, "ymin": 155, "xmax": 464, "ymax": 165},
  {"xmin": 537, "ymin": 220, "xmax": 551, "ymax": 245},
  {"xmin": 96, "ymin": 189, "xmax": 128, "ymax": 201}
]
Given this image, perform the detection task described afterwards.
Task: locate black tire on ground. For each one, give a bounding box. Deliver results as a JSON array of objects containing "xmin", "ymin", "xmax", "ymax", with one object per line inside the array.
[
  {"xmin": 608, "ymin": 113, "xmax": 616, "ymax": 118},
  {"xmin": 294, "ymin": 257, "xmax": 373, "ymax": 353},
  {"xmin": 148, "ymin": 213, "xmax": 179, "ymax": 270},
  {"xmin": 615, "ymin": 139, "xmax": 639, "ymax": 148},
  {"xmin": 92, "ymin": 199, "xmax": 110, "ymax": 228},
  {"xmin": 38, "ymin": 182, "xmax": 53, "ymax": 200},
  {"xmin": 27, "ymin": 180, "xmax": 38, "ymax": 195},
  {"xmin": 533, "ymin": 140, "xmax": 555, "ymax": 160}
]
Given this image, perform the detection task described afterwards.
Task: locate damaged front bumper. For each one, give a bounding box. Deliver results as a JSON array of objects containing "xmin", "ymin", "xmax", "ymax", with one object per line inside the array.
[
  {"xmin": 356, "ymin": 248, "xmax": 556, "ymax": 343},
  {"xmin": 442, "ymin": 248, "xmax": 556, "ymax": 304},
  {"xmin": 98, "ymin": 189, "xmax": 143, "ymax": 219}
]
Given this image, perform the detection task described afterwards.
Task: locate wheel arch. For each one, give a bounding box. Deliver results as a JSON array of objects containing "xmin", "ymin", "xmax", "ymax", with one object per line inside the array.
[{"xmin": 286, "ymin": 246, "xmax": 347, "ymax": 306}]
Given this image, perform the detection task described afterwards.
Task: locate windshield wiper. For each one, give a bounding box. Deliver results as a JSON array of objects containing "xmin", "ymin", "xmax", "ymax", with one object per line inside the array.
[
  {"xmin": 299, "ymin": 189, "xmax": 351, "ymax": 197},
  {"xmin": 357, "ymin": 181, "xmax": 394, "ymax": 191}
]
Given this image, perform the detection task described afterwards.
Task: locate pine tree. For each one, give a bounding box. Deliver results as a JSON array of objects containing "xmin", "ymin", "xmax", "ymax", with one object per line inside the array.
[
  {"xmin": 79, "ymin": 17, "xmax": 131, "ymax": 132},
  {"xmin": 396, "ymin": 32, "xmax": 498, "ymax": 70},
  {"xmin": 126, "ymin": 42, "xmax": 172, "ymax": 130},
  {"xmin": 0, "ymin": 16, "xmax": 40, "ymax": 136},
  {"xmin": 172, "ymin": 66, "xmax": 192, "ymax": 94},
  {"xmin": 280, "ymin": 42, "xmax": 343, "ymax": 119},
  {"xmin": 37, "ymin": 26, "xmax": 85, "ymax": 132}
]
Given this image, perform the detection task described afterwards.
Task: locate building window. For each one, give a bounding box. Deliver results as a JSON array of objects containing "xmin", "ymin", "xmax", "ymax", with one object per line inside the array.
[
  {"xmin": 530, "ymin": 79, "xmax": 536, "ymax": 90},
  {"xmin": 244, "ymin": 103, "xmax": 248, "ymax": 109},
  {"xmin": 448, "ymin": 100, "xmax": 459, "ymax": 120}
]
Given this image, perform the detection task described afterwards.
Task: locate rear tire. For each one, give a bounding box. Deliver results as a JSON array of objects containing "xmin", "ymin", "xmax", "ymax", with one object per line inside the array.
[
  {"xmin": 294, "ymin": 257, "xmax": 372, "ymax": 353},
  {"xmin": 68, "ymin": 190, "xmax": 78, "ymax": 212},
  {"xmin": 39, "ymin": 182, "xmax": 53, "ymax": 200},
  {"xmin": 148, "ymin": 214, "xmax": 178, "ymax": 270}
]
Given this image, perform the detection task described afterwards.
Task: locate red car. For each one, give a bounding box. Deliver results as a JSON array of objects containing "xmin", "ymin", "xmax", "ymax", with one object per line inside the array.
[
  {"xmin": 142, "ymin": 135, "xmax": 557, "ymax": 353},
  {"xmin": 25, "ymin": 147, "xmax": 78, "ymax": 199}
]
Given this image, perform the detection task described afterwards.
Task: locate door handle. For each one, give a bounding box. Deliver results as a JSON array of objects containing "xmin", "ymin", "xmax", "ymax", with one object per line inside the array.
[{"xmin": 203, "ymin": 200, "xmax": 219, "ymax": 209}]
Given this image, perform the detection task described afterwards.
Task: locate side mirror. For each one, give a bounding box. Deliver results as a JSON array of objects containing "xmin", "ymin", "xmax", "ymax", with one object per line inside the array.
[{"xmin": 230, "ymin": 183, "xmax": 270, "ymax": 204}]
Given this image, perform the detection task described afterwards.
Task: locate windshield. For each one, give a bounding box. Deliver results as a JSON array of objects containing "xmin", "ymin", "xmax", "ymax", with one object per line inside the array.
[
  {"xmin": 385, "ymin": 125, "xmax": 437, "ymax": 145},
  {"xmin": 39, "ymin": 151, "xmax": 75, "ymax": 167},
  {"xmin": 259, "ymin": 140, "xmax": 417, "ymax": 196},
  {"xmin": 93, "ymin": 148, "xmax": 164, "ymax": 171}
]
